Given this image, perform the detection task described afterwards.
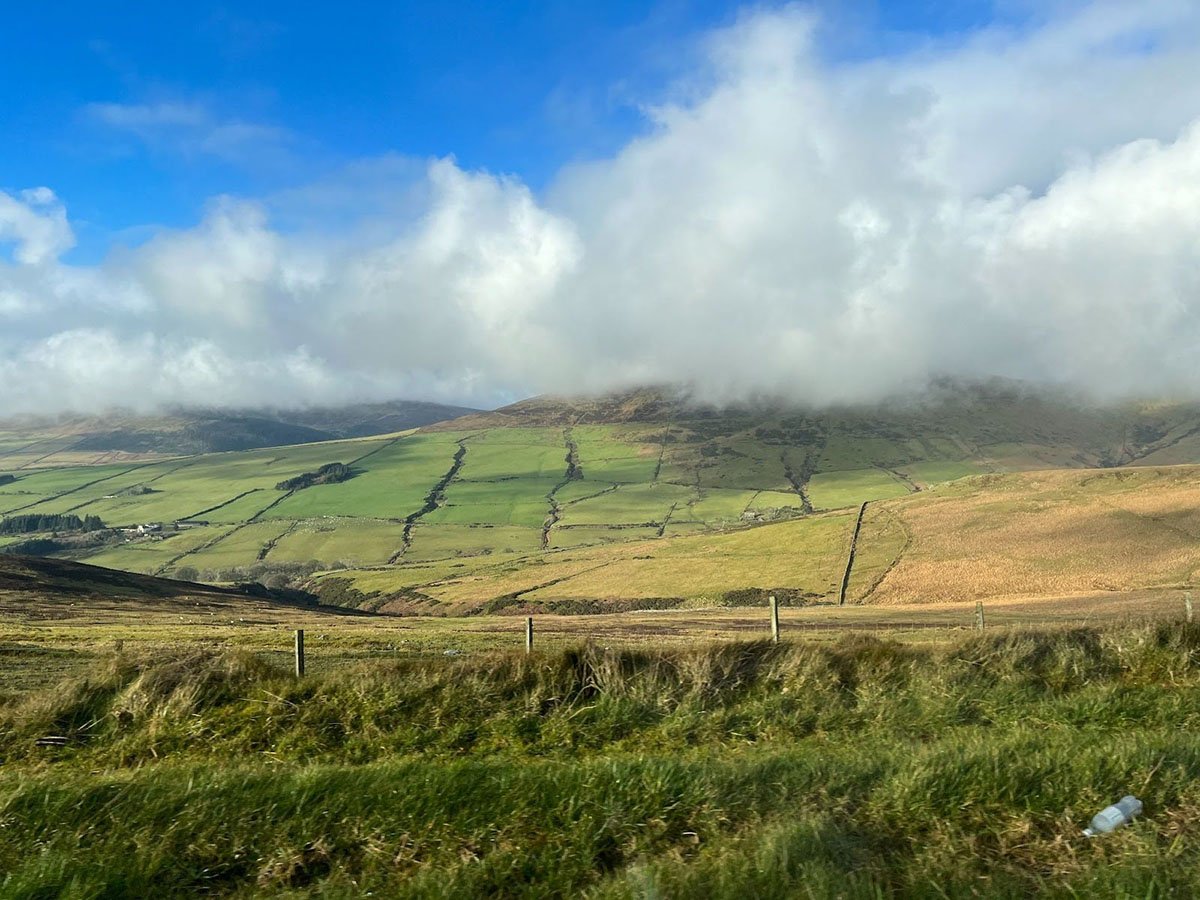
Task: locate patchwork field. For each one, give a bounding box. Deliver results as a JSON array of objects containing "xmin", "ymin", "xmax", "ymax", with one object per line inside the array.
[
  {"xmin": 4, "ymin": 388, "xmax": 1200, "ymax": 616},
  {"xmin": 305, "ymin": 465, "xmax": 1200, "ymax": 614}
]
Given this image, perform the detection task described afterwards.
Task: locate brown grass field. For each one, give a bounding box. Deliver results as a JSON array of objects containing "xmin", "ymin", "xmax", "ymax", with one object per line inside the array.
[{"xmin": 860, "ymin": 466, "xmax": 1200, "ymax": 604}]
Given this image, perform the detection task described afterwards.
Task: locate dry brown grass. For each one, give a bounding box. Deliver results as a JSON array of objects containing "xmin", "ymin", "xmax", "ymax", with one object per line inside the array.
[{"xmin": 865, "ymin": 466, "xmax": 1200, "ymax": 603}]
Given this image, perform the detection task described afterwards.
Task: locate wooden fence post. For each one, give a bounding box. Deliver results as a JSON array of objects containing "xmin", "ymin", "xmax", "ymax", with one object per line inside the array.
[
  {"xmin": 770, "ymin": 595, "xmax": 780, "ymax": 643},
  {"xmin": 525, "ymin": 616, "xmax": 534, "ymax": 654},
  {"xmin": 294, "ymin": 629, "xmax": 305, "ymax": 677},
  {"xmin": 975, "ymin": 601, "xmax": 985, "ymax": 631},
  {"xmin": 1186, "ymin": 592, "xmax": 1194, "ymax": 625}
]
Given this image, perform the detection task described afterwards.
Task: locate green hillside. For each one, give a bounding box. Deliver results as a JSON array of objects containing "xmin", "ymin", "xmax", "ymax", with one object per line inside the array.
[
  {"xmin": 3, "ymin": 384, "xmax": 1200, "ymax": 610},
  {"xmin": 0, "ymin": 399, "xmax": 479, "ymax": 468}
]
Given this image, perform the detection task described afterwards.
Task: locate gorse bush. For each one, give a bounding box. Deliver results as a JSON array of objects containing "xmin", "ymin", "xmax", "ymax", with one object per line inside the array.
[
  {"xmin": 189, "ymin": 558, "xmax": 347, "ymax": 588},
  {"xmin": 275, "ymin": 462, "xmax": 354, "ymax": 492},
  {"xmin": 3, "ymin": 623, "xmax": 1200, "ymax": 897}
]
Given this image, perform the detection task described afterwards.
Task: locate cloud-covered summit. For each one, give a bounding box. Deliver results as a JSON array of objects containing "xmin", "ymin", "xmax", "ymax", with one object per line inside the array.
[{"xmin": 3, "ymin": 1, "xmax": 1200, "ymax": 415}]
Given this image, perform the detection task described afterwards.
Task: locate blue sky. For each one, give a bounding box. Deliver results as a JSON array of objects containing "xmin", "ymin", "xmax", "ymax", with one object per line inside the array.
[
  {"xmin": 4, "ymin": 0, "xmax": 1198, "ymax": 414},
  {"xmin": 2, "ymin": 1, "xmax": 1014, "ymax": 262}
]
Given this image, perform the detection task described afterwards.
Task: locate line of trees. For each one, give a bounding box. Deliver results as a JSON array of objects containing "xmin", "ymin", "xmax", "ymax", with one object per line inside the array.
[
  {"xmin": 0, "ymin": 475, "xmax": 15, "ymax": 487},
  {"xmin": 0, "ymin": 514, "xmax": 105, "ymax": 535}
]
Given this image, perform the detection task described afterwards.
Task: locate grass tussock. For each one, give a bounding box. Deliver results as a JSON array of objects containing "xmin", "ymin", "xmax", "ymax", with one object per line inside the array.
[
  {"xmin": 4, "ymin": 624, "xmax": 1200, "ymax": 764},
  {"xmin": 3, "ymin": 623, "xmax": 1200, "ymax": 896}
]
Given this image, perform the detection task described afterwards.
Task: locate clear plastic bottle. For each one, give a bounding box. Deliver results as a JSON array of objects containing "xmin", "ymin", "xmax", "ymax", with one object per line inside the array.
[{"xmin": 1083, "ymin": 795, "xmax": 1143, "ymax": 837}]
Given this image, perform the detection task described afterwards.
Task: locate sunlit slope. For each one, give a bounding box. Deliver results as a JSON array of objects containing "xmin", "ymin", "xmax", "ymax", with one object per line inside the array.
[
  {"xmin": 312, "ymin": 510, "xmax": 857, "ymax": 614},
  {"xmin": 308, "ymin": 464, "xmax": 1200, "ymax": 615},
  {"xmin": 0, "ymin": 436, "xmax": 398, "ymax": 522},
  {"xmin": 3, "ymin": 410, "xmax": 934, "ymax": 579},
  {"xmin": 848, "ymin": 466, "xmax": 1200, "ymax": 604}
]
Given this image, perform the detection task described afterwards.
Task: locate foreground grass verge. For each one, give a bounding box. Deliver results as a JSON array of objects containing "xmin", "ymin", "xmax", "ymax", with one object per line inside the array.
[{"xmin": 2, "ymin": 624, "xmax": 1200, "ymax": 896}]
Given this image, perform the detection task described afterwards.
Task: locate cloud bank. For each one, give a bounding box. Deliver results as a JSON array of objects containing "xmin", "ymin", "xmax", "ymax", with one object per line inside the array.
[{"xmin": 4, "ymin": 0, "xmax": 1200, "ymax": 415}]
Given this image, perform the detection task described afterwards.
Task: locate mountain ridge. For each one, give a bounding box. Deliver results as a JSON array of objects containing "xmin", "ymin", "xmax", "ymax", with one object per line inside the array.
[
  {"xmin": 0, "ymin": 399, "xmax": 483, "ymax": 464},
  {"xmin": 428, "ymin": 382, "xmax": 1200, "ymax": 469}
]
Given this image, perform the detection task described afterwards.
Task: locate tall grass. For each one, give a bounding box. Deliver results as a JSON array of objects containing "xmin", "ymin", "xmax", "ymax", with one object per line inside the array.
[{"xmin": 2, "ymin": 624, "xmax": 1200, "ymax": 896}]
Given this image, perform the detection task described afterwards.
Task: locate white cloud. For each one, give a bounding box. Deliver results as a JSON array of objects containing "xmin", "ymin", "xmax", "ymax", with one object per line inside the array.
[
  {"xmin": 3, "ymin": 0, "xmax": 1200, "ymax": 415},
  {"xmin": 0, "ymin": 188, "xmax": 74, "ymax": 266}
]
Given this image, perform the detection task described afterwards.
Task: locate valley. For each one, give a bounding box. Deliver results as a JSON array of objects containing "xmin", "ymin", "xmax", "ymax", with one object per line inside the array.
[{"xmin": 2, "ymin": 385, "xmax": 1199, "ymax": 615}]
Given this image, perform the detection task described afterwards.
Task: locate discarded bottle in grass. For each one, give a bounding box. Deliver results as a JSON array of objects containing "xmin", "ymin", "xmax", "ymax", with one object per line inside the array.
[{"xmin": 1083, "ymin": 795, "xmax": 1143, "ymax": 837}]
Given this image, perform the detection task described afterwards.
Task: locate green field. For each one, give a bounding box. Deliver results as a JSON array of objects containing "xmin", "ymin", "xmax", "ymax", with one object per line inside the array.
[
  {"xmin": 183, "ymin": 522, "xmax": 296, "ymax": 572},
  {"xmin": 550, "ymin": 525, "xmax": 662, "ymax": 550},
  {"xmin": 407, "ymin": 524, "xmax": 545, "ymax": 561},
  {"xmin": 2, "ymin": 625, "xmax": 1200, "ymax": 896},
  {"xmin": 457, "ymin": 428, "xmax": 567, "ymax": 479},
  {"xmin": 426, "ymin": 476, "xmax": 560, "ymax": 527},
  {"xmin": 559, "ymin": 482, "xmax": 693, "ymax": 526},
  {"xmin": 263, "ymin": 435, "xmax": 462, "ymax": 521},
  {"xmin": 82, "ymin": 525, "xmax": 231, "ymax": 574},
  {"xmin": 807, "ymin": 468, "xmax": 912, "ymax": 510},
  {"xmin": 268, "ymin": 519, "xmax": 410, "ymax": 566},
  {"xmin": 0, "ymin": 464, "xmax": 149, "ymax": 515}
]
